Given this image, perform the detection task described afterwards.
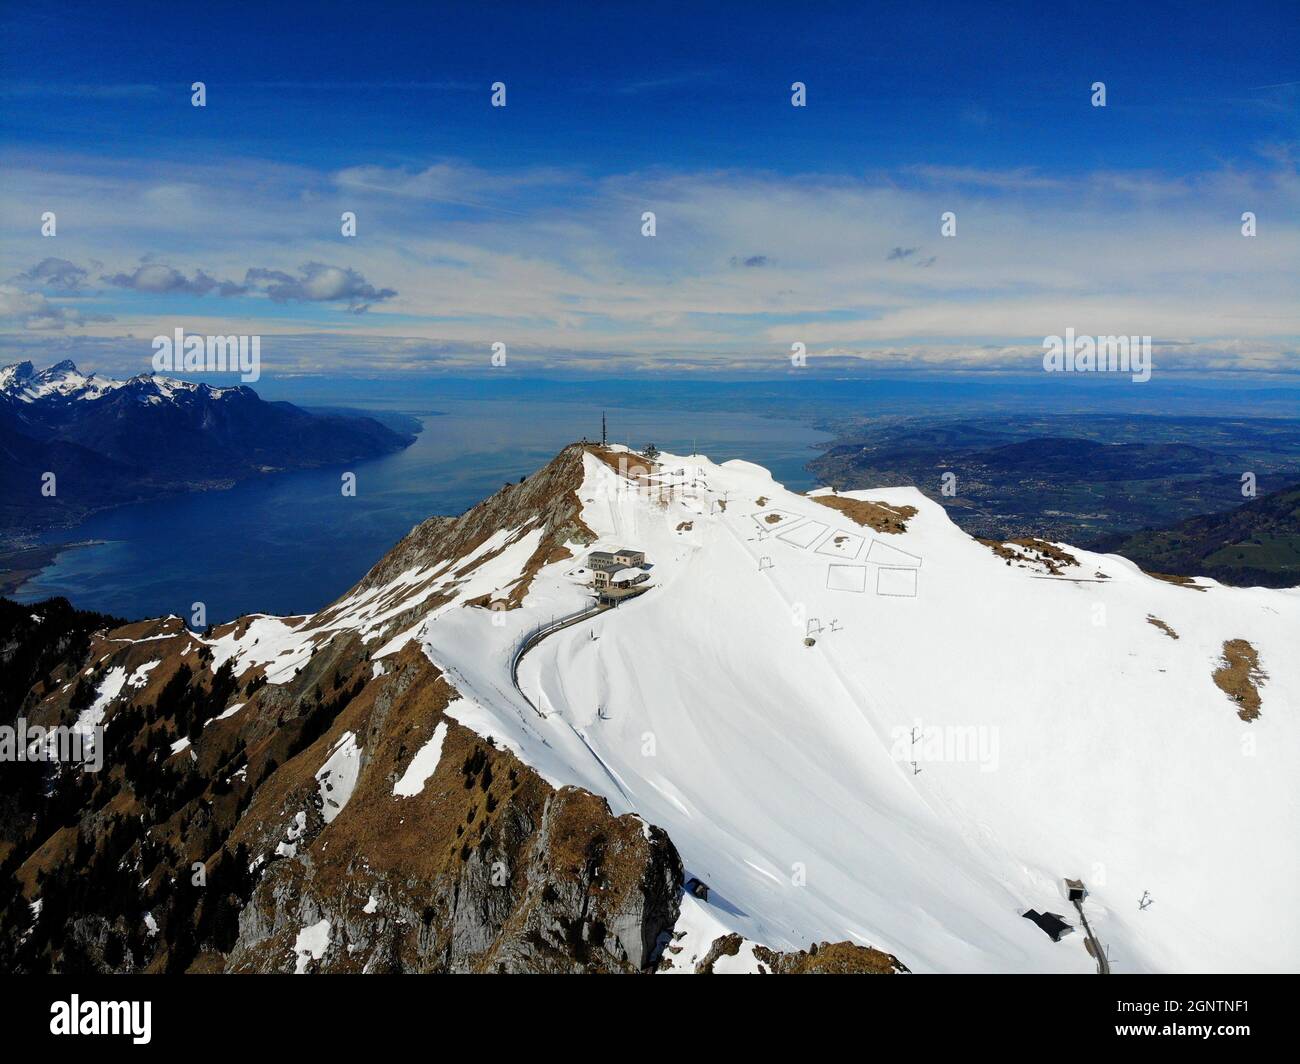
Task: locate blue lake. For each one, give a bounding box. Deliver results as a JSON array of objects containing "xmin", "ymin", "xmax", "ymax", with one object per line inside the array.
[{"xmin": 16, "ymin": 398, "xmax": 832, "ymax": 623}]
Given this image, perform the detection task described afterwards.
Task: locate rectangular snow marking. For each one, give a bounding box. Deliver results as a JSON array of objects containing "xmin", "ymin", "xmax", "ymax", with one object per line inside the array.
[
  {"xmin": 749, "ymin": 508, "xmax": 804, "ymax": 532},
  {"xmin": 826, "ymin": 564, "xmax": 869, "ymax": 593},
  {"xmin": 777, "ymin": 519, "xmax": 829, "ymax": 549},
  {"xmin": 866, "ymin": 539, "xmax": 923, "ymax": 568},
  {"xmin": 815, "ymin": 528, "xmax": 866, "ymax": 559},
  {"xmin": 876, "ymin": 567, "xmax": 919, "ymax": 597}
]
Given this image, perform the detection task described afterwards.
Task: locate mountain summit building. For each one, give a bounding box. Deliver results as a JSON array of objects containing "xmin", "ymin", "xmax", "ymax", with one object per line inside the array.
[{"xmin": 587, "ymin": 548, "xmax": 649, "ymax": 600}]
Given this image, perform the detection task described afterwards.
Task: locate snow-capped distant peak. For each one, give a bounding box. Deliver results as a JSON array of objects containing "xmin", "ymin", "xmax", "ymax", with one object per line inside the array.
[
  {"xmin": 136, "ymin": 374, "xmax": 237, "ymax": 401},
  {"xmin": 0, "ymin": 359, "xmax": 238, "ymax": 405},
  {"xmin": 0, "ymin": 360, "xmax": 37, "ymax": 392},
  {"xmin": 0, "ymin": 358, "xmax": 122, "ymax": 403}
]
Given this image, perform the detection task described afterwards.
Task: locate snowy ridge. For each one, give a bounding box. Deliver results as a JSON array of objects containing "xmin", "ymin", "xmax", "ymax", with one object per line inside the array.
[
  {"xmin": 165, "ymin": 445, "xmax": 1298, "ymax": 972},
  {"xmin": 0, "ymin": 359, "xmax": 238, "ymax": 405}
]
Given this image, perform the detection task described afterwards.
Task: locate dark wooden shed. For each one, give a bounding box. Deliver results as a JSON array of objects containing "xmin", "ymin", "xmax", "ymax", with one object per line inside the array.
[{"xmin": 1023, "ymin": 909, "xmax": 1074, "ymax": 942}]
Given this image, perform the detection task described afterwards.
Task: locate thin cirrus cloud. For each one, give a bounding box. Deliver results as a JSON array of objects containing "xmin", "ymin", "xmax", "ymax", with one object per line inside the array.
[{"xmin": 0, "ymin": 82, "xmax": 160, "ymax": 99}]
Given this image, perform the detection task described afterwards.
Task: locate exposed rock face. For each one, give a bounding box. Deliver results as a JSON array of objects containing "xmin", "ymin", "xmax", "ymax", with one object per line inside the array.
[
  {"xmin": 347, "ymin": 442, "xmax": 597, "ymax": 611},
  {"xmin": 686, "ymin": 933, "xmax": 907, "ymax": 975},
  {"xmin": 694, "ymin": 932, "xmax": 744, "ymax": 973},
  {"xmin": 1, "ymin": 444, "xmax": 907, "ymax": 975},
  {"xmin": 1, "ymin": 445, "xmax": 680, "ymax": 974},
  {"xmin": 226, "ymin": 648, "xmax": 682, "ymax": 973},
  {"xmin": 1, "ymin": 591, "xmax": 681, "ymax": 974},
  {"xmin": 752, "ymin": 941, "xmax": 909, "ymax": 974}
]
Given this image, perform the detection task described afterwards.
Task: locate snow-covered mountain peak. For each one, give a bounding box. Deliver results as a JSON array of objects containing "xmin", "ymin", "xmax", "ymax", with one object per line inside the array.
[
  {"xmin": 1, "ymin": 358, "xmax": 123, "ymax": 403},
  {"xmin": 0, "ymin": 359, "xmax": 37, "ymax": 390},
  {"xmin": 187, "ymin": 443, "xmax": 1300, "ymax": 973},
  {"xmin": 0, "ymin": 358, "xmax": 239, "ymax": 405}
]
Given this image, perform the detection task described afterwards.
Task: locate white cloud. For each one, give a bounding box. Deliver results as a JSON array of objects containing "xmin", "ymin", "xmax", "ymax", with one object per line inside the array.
[
  {"xmin": 0, "ymin": 284, "xmax": 112, "ymax": 330},
  {"xmin": 0, "ymin": 151, "xmax": 1296, "ymax": 373}
]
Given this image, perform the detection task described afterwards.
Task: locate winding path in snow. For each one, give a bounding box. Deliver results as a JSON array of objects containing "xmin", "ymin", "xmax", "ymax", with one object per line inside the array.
[
  {"xmin": 509, "ymin": 601, "xmax": 609, "ymax": 717},
  {"xmin": 508, "ymin": 585, "xmax": 654, "ymax": 718}
]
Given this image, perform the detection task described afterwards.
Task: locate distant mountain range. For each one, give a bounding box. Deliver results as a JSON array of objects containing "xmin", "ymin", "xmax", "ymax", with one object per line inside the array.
[
  {"xmin": 1094, "ymin": 483, "xmax": 1300, "ymax": 588},
  {"xmin": 0, "ymin": 361, "xmax": 416, "ymax": 535}
]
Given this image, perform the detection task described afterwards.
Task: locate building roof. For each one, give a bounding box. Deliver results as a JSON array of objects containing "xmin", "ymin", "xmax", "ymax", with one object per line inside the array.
[
  {"xmin": 611, "ymin": 568, "xmax": 643, "ymax": 583},
  {"xmin": 1022, "ymin": 909, "xmax": 1073, "ymax": 941},
  {"xmin": 615, "ymin": 547, "xmax": 643, "ymax": 556}
]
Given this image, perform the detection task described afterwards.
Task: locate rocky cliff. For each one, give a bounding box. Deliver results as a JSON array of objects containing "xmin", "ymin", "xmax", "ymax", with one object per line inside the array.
[{"xmin": 0, "ymin": 444, "xmax": 909, "ymax": 975}]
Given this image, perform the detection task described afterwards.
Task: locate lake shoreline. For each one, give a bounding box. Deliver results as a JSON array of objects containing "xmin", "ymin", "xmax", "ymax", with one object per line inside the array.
[
  {"xmin": 0, "ymin": 540, "xmax": 104, "ymax": 597},
  {"xmin": 5, "ymin": 400, "xmax": 835, "ymax": 622}
]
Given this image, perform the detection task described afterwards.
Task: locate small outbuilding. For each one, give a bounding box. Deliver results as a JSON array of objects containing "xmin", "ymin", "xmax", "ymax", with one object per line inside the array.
[
  {"xmin": 685, "ymin": 877, "xmax": 710, "ymax": 902},
  {"xmin": 1022, "ymin": 909, "xmax": 1074, "ymax": 942}
]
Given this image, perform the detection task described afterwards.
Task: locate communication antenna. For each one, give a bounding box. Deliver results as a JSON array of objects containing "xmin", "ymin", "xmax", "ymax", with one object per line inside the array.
[{"xmin": 601, "ymin": 411, "xmax": 607, "ymax": 447}]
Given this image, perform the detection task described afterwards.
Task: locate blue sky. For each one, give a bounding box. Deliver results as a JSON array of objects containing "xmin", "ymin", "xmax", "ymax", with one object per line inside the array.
[{"xmin": 1, "ymin": 1, "xmax": 1297, "ymax": 378}]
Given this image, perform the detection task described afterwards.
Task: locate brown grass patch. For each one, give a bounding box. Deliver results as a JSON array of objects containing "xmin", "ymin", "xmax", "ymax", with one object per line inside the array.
[
  {"xmin": 1145, "ymin": 571, "xmax": 1208, "ymax": 592},
  {"xmin": 763, "ymin": 513, "xmax": 781, "ymax": 524},
  {"xmin": 812, "ymin": 494, "xmax": 917, "ymax": 534},
  {"xmin": 1146, "ymin": 616, "xmax": 1179, "ymax": 640},
  {"xmin": 978, "ymin": 537, "xmax": 1079, "ymax": 576},
  {"xmin": 1212, "ymin": 639, "xmax": 1267, "ymax": 722},
  {"xmin": 342, "ymin": 443, "xmax": 597, "ymax": 631},
  {"xmin": 753, "ymin": 940, "xmax": 907, "ymax": 974},
  {"xmin": 586, "ymin": 445, "xmax": 660, "ymax": 484}
]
